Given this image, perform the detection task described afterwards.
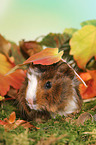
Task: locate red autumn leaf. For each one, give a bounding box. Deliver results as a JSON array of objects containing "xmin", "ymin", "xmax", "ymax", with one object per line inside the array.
[
  {"xmin": 79, "ymin": 72, "xmax": 92, "ymax": 81},
  {"xmin": 0, "ymin": 112, "xmax": 16, "ymax": 130},
  {"xmin": 6, "ymin": 48, "xmax": 63, "ymax": 75},
  {"xmin": 0, "ymin": 74, "xmax": 11, "ymax": 96},
  {"xmin": 79, "ymin": 70, "xmax": 96, "ymax": 99},
  {"xmin": 0, "ymin": 53, "xmax": 26, "ymax": 96},
  {"xmin": 23, "ymin": 48, "xmax": 63, "ymax": 65},
  {"xmin": 21, "ymin": 122, "xmax": 40, "ymax": 129},
  {"xmin": 0, "ymin": 112, "xmax": 39, "ymax": 131},
  {"xmin": 13, "ymin": 119, "xmax": 26, "ymax": 129},
  {"xmin": 8, "ymin": 111, "xmax": 16, "ymax": 124},
  {"xmin": 0, "ymin": 70, "xmax": 26, "ymax": 96},
  {"xmin": 0, "ymin": 120, "xmax": 8, "ymax": 125},
  {"xmin": 6, "ymin": 70, "xmax": 26, "ymax": 89}
]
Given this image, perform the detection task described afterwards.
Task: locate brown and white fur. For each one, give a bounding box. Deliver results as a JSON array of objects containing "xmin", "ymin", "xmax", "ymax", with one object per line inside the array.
[{"xmin": 17, "ymin": 61, "xmax": 82, "ymax": 120}]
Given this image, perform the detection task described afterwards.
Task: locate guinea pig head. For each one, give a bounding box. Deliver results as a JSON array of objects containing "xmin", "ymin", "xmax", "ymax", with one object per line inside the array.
[{"xmin": 25, "ymin": 61, "xmax": 82, "ymax": 117}]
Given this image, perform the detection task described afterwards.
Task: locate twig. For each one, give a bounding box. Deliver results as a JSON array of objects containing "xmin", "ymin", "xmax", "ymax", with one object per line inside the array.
[{"xmin": 61, "ymin": 58, "xmax": 87, "ymax": 87}]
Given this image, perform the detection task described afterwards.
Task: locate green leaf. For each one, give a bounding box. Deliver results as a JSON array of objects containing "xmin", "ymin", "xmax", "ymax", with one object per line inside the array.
[
  {"xmin": 64, "ymin": 28, "xmax": 78, "ymax": 38},
  {"xmin": 81, "ymin": 19, "xmax": 96, "ymax": 27},
  {"xmin": 10, "ymin": 42, "xmax": 25, "ymax": 65},
  {"xmin": 40, "ymin": 33, "xmax": 70, "ymax": 48},
  {"xmin": 70, "ymin": 25, "xmax": 96, "ymax": 69}
]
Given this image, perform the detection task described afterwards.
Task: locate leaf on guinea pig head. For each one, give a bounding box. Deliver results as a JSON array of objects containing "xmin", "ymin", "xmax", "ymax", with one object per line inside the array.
[
  {"xmin": 6, "ymin": 47, "xmax": 87, "ymax": 87},
  {"xmin": 23, "ymin": 48, "xmax": 64, "ymax": 65},
  {"xmin": 22, "ymin": 47, "xmax": 86, "ymax": 87},
  {"xmin": 70, "ymin": 25, "xmax": 96, "ymax": 69},
  {"xmin": 6, "ymin": 47, "xmax": 63, "ymax": 75}
]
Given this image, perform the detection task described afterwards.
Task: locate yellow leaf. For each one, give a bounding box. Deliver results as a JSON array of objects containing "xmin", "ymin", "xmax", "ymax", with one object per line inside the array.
[
  {"xmin": 0, "ymin": 96, "xmax": 5, "ymax": 101},
  {"xmin": 0, "ymin": 53, "xmax": 14, "ymax": 75},
  {"xmin": 70, "ymin": 25, "xmax": 96, "ymax": 69}
]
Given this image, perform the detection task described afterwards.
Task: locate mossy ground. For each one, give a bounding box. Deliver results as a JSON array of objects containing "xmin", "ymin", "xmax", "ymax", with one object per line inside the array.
[{"xmin": 0, "ymin": 99, "xmax": 96, "ymax": 145}]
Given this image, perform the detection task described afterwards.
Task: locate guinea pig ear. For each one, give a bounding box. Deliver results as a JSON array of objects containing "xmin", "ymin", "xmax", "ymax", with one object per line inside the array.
[{"xmin": 57, "ymin": 61, "xmax": 75, "ymax": 79}]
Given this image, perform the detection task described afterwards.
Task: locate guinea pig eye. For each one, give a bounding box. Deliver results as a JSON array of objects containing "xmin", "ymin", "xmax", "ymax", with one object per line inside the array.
[{"xmin": 45, "ymin": 81, "xmax": 52, "ymax": 89}]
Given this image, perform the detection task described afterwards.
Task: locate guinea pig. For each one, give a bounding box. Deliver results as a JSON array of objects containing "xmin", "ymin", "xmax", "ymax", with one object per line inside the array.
[{"xmin": 17, "ymin": 60, "xmax": 82, "ymax": 120}]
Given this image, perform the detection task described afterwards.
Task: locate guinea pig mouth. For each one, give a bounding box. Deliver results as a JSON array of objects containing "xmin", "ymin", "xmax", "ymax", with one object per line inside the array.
[
  {"xmin": 27, "ymin": 100, "xmax": 43, "ymax": 111},
  {"xmin": 26, "ymin": 97, "xmax": 37, "ymax": 110}
]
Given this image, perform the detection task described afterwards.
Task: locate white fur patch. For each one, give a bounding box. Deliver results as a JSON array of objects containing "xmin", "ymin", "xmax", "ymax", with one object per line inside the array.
[
  {"xmin": 26, "ymin": 68, "xmax": 38, "ymax": 110},
  {"xmin": 64, "ymin": 98, "xmax": 77, "ymax": 115},
  {"xmin": 58, "ymin": 85, "xmax": 78, "ymax": 116},
  {"xmin": 63, "ymin": 87, "xmax": 78, "ymax": 115}
]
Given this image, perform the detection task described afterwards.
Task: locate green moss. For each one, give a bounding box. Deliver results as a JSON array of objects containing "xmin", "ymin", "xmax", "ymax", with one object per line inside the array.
[{"xmin": 0, "ymin": 99, "xmax": 96, "ymax": 145}]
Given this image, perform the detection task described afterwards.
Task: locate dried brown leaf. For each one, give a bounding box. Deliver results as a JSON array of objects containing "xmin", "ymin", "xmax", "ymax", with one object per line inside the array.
[
  {"xmin": 19, "ymin": 40, "xmax": 42, "ymax": 59},
  {"xmin": 76, "ymin": 112, "xmax": 93, "ymax": 125},
  {"xmin": 0, "ymin": 112, "xmax": 39, "ymax": 131},
  {"xmin": 0, "ymin": 34, "xmax": 11, "ymax": 62}
]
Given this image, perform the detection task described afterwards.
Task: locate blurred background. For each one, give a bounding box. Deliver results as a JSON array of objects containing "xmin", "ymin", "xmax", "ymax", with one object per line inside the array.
[{"xmin": 0, "ymin": 0, "xmax": 96, "ymax": 43}]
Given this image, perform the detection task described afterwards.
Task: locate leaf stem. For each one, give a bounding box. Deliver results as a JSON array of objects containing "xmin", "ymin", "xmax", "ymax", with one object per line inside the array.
[{"xmin": 61, "ymin": 58, "xmax": 87, "ymax": 87}]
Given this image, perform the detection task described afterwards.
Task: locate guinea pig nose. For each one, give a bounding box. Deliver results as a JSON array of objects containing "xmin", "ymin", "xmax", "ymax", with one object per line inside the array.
[
  {"xmin": 33, "ymin": 98, "xmax": 36, "ymax": 104},
  {"xmin": 28, "ymin": 98, "xmax": 36, "ymax": 105},
  {"xmin": 28, "ymin": 98, "xmax": 33, "ymax": 105}
]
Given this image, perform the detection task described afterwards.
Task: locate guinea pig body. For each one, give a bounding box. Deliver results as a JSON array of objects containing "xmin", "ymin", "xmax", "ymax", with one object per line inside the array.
[{"xmin": 17, "ymin": 61, "xmax": 82, "ymax": 120}]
